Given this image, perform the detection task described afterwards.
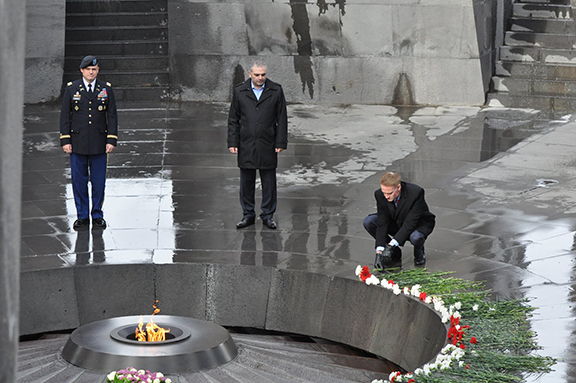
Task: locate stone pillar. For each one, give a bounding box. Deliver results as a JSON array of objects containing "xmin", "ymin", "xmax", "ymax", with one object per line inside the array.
[{"xmin": 0, "ymin": 0, "xmax": 26, "ymax": 382}]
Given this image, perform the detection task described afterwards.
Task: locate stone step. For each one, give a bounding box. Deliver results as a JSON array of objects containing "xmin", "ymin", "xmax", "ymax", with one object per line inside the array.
[
  {"xmin": 64, "ymin": 71, "xmax": 169, "ymax": 87},
  {"xmin": 66, "ymin": 0, "xmax": 167, "ymax": 14},
  {"xmin": 505, "ymin": 31, "xmax": 576, "ymax": 49},
  {"xmin": 486, "ymin": 92, "xmax": 576, "ymax": 113},
  {"xmin": 109, "ymin": 86, "xmax": 170, "ymax": 102},
  {"xmin": 66, "ymin": 26, "xmax": 168, "ymax": 42},
  {"xmin": 488, "ymin": 0, "xmax": 576, "ymax": 111},
  {"xmin": 65, "ymin": 40, "xmax": 168, "ymax": 56},
  {"xmin": 64, "ymin": 0, "xmax": 170, "ymax": 102},
  {"xmin": 510, "ymin": 17, "xmax": 575, "ymax": 34},
  {"xmin": 513, "ymin": 3, "xmax": 572, "ymax": 19},
  {"xmin": 66, "ymin": 12, "xmax": 167, "ymax": 28},
  {"xmin": 491, "ymin": 76, "xmax": 576, "ymax": 96},
  {"xmin": 64, "ymin": 55, "xmax": 169, "ymax": 72},
  {"xmin": 499, "ymin": 45, "xmax": 576, "ymax": 64},
  {"xmin": 518, "ymin": 0, "xmax": 571, "ymax": 4},
  {"xmin": 59, "ymin": 77, "xmax": 170, "ymax": 101},
  {"xmin": 495, "ymin": 60, "xmax": 576, "ymax": 79}
]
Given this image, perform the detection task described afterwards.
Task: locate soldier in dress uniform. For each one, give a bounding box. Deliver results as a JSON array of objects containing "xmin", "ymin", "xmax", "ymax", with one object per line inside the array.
[{"xmin": 60, "ymin": 55, "xmax": 118, "ymax": 229}]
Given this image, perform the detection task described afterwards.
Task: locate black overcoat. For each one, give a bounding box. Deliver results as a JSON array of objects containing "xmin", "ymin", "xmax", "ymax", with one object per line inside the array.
[
  {"xmin": 227, "ymin": 79, "xmax": 288, "ymax": 169},
  {"xmin": 60, "ymin": 78, "xmax": 118, "ymax": 155},
  {"xmin": 375, "ymin": 181, "xmax": 436, "ymax": 247}
]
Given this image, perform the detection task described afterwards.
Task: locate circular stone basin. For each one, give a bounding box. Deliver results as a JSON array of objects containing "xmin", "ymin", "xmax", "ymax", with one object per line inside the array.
[{"xmin": 62, "ymin": 315, "xmax": 237, "ymax": 373}]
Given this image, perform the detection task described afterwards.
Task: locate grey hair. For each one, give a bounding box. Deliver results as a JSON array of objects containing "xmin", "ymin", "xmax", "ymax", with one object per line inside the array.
[{"xmin": 250, "ymin": 60, "xmax": 267, "ymax": 71}]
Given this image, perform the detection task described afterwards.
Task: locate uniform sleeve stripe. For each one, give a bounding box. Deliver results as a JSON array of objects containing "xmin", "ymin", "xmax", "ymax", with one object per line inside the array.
[
  {"xmin": 107, "ymin": 135, "xmax": 118, "ymax": 139},
  {"xmin": 60, "ymin": 135, "xmax": 71, "ymax": 139}
]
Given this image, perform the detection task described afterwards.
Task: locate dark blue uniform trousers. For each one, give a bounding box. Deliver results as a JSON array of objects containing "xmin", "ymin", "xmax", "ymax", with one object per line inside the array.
[
  {"xmin": 240, "ymin": 168, "xmax": 276, "ymax": 220},
  {"xmin": 70, "ymin": 153, "xmax": 107, "ymax": 220}
]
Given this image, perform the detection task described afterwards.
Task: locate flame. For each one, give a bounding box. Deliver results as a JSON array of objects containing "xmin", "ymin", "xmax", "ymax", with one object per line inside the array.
[{"xmin": 135, "ymin": 301, "xmax": 170, "ymax": 342}]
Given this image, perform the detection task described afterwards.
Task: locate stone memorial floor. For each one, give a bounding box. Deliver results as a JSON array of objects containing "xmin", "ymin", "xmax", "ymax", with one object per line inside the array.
[{"xmin": 20, "ymin": 101, "xmax": 576, "ymax": 382}]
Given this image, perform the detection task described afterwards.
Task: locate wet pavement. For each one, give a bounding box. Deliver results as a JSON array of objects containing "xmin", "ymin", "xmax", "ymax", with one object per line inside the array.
[{"xmin": 21, "ymin": 101, "xmax": 576, "ymax": 382}]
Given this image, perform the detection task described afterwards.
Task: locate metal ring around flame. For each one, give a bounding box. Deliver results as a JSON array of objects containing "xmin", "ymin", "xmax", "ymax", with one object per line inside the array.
[{"xmin": 62, "ymin": 315, "xmax": 237, "ymax": 373}]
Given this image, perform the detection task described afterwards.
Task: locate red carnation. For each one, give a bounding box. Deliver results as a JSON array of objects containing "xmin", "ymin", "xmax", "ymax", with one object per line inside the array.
[
  {"xmin": 470, "ymin": 336, "xmax": 477, "ymax": 344},
  {"xmin": 460, "ymin": 343, "xmax": 466, "ymax": 349},
  {"xmin": 360, "ymin": 266, "xmax": 371, "ymax": 282}
]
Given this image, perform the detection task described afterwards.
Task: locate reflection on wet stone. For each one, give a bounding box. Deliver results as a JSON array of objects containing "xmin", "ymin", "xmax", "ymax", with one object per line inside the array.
[
  {"xmin": 240, "ymin": 231, "xmax": 256, "ymax": 266},
  {"xmin": 92, "ymin": 231, "xmax": 106, "ymax": 263},
  {"xmin": 261, "ymin": 231, "xmax": 280, "ymax": 267},
  {"xmin": 74, "ymin": 230, "xmax": 90, "ymax": 266},
  {"xmin": 72, "ymin": 229, "xmax": 106, "ymax": 265}
]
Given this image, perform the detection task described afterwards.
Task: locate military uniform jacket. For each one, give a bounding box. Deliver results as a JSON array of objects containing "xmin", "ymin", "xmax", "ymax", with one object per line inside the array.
[
  {"xmin": 60, "ymin": 78, "xmax": 118, "ymax": 155},
  {"xmin": 227, "ymin": 79, "xmax": 288, "ymax": 170},
  {"xmin": 375, "ymin": 182, "xmax": 436, "ymax": 247}
]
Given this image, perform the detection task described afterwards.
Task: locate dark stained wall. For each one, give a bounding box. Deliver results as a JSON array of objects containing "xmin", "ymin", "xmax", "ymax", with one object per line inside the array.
[{"xmin": 167, "ymin": 0, "xmax": 507, "ymax": 106}]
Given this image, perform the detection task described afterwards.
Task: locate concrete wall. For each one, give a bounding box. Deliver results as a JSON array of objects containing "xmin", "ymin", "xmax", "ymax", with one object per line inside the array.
[
  {"xmin": 168, "ymin": 0, "xmax": 507, "ymax": 106},
  {"xmin": 22, "ymin": 0, "xmax": 508, "ymax": 106},
  {"xmin": 24, "ymin": 0, "xmax": 66, "ymax": 103},
  {"xmin": 0, "ymin": 1, "xmax": 26, "ymax": 381}
]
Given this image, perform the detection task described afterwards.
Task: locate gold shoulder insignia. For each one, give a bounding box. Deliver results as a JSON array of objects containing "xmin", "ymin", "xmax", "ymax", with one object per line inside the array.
[
  {"xmin": 106, "ymin": 82, "xmax": 112, "ymax": 87},
  {"xmin": 67, "ymin": 82, "xmax": 73, "ymax": 86}
]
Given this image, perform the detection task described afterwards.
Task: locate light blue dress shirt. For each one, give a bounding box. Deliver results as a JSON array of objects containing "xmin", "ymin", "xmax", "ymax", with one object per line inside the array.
[{"xmin": 252, "ymin": 82, "xmax": 264, "ymax": 100}]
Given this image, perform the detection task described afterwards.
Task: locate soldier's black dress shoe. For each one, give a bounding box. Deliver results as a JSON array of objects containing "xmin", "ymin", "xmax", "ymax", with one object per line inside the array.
[
  {"xmin": 93, "ymin": 218, "xmax": 107, "ymax": 229},
  {"xmin": 414, "ymin": 246, "xmax": 426, "ymax": 266},
  {"xmin": 73, "ymin": 219, "xmax": 89, "ymax": 229},
  {"xmin": 236, "ymin": 217, "xmax": 255, "ymax": 229},
  {"xmin": 262, "ymin": 218, "xmax": 277, "ymax": 230}
]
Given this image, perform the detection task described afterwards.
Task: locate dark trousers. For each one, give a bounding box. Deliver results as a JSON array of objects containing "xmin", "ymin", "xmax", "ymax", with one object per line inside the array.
[
  {"xmin": 70, "ymin": 153, "xmax": 107, "ymax": 220},
  {"xmin": 363, "ymin": 214, "xmax": 426, "ymax": 248},
  {"xmin": 240, "ymin": 168, "xmax": 276, "ymax": 220}
]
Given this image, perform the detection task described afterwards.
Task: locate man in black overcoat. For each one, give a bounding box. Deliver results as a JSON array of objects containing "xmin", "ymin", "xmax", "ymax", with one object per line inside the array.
[
  {"xmin": 60, "ymin": 55, "xmax": 118, "ymax": 230},
  {"xmin": 228, "ymin": 61, "xmax": 288, "ymax": 230},
  {"xmin": 363, "ymin": 172, "xmax": 435, "ymax": 267}
]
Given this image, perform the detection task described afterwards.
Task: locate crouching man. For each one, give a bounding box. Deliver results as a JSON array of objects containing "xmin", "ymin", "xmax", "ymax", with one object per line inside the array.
[{"xmin": 363, "ymin": 172, "xmax": 435, "ymax": 268}]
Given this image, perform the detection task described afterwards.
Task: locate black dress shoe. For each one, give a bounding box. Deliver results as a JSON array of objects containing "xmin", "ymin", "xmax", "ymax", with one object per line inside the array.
[
  {"xmin": 73, "ymin": 219, "xmax": 89, "ymax": 229},
  {"xmin": 391, "ymin": 246, "xmax": 402, "ymax": 261},
  {"xmin": 374, "ymin": 245, "xmax": 394, "ymax": 269},
  {"xmin": 236, "ymin": 217, "xmax": 255, "ymax": 229},
  {"xmin": 93, "ymin": 218, "xmax": 107, "ymax": 229},
  {"xmin": 414, "ymin": 246, "xmax": 426, "ymax": 266},
  {"xmin": 262, "ymin": 218, "xmax": 277, "ymax": 230}
]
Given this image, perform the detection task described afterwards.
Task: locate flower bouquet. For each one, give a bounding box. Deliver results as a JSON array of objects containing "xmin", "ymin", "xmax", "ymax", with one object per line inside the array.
[{"xmin": 106, "ymin": 367, "xmax": 172, "ymax": 383}]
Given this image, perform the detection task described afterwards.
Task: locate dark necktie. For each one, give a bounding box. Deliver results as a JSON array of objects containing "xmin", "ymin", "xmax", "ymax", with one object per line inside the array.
[{"xmin": 88, "ymin": 83, "xmax": 92, "ymax": 93}]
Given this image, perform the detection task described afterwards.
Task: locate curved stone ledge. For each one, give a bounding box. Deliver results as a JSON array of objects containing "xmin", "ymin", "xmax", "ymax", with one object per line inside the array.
[{"xmin": 20, "ymin": 262, "xmax": 447, "ymax": 372}]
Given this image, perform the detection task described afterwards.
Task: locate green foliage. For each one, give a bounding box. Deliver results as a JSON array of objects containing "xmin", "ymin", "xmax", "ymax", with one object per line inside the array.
[{"xmin": 376, "ymin": 269, "xmax": 555, "ymax": 383}]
